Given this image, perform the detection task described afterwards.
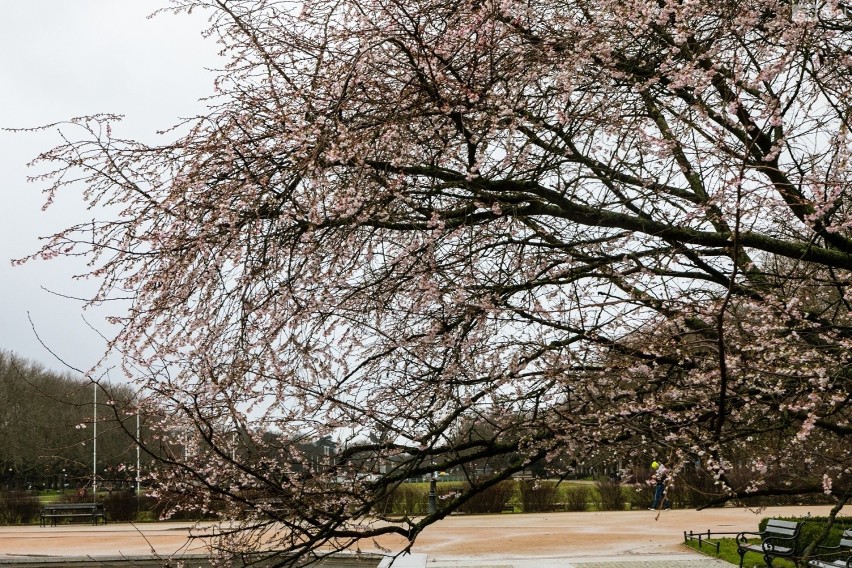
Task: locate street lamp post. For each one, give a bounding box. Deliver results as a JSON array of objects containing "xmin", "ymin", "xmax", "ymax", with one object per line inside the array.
[
  {"xmin": 93, "ymin": 382, "xmax": 97, "ymax": 501},
  {"xmin": 136, "ymin": 401, "xmax": 141, "ymax": 496},
  {"xmin": 428, "ymin": 471, "xmax": 437, "ymax": 515}
]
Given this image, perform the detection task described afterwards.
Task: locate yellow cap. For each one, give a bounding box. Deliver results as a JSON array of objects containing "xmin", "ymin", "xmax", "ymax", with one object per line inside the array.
[{"xmin": 651, "ymin": 461, "xmax": 659, "ymax": 469}]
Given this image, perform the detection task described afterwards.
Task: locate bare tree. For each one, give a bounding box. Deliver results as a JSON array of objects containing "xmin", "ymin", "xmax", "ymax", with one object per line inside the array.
[
  {"xmin": 0, "ymin": 351, "xmax": 140, "ymax": 491},
  {"xmin": 17, "ymin": 0, "xmax": 852, "ymax": 563}
]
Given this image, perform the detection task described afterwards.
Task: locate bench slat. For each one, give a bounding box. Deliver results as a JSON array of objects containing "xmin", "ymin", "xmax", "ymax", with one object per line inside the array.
[{"xmin": 766, "ymin": 520, "xmax": 801, "ymax": 530}]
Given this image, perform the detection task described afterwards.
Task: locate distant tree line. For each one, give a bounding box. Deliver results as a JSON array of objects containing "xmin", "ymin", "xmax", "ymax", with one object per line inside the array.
[
  {"xmin": 0, "ymin": 351, "xmax": 143, "ymax": 492},
  {"xmin": 0, "ymin": 350, "xmax": 361, "ymax": 502}
]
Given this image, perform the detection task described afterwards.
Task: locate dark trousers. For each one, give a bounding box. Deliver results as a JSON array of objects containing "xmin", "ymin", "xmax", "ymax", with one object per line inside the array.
[{"xmin": 651, "ymin": 483, "xmax": 668, "ymax": 509}]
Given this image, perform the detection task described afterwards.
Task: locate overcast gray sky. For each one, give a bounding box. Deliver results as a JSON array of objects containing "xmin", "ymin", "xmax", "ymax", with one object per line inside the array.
[{"xmin": 0, "ymin": 1, "xmax": 221, "ymax": 375}]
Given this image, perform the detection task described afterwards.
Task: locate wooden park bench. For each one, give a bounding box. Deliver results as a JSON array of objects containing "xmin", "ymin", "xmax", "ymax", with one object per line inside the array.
[
  {"xmin": 808, "ymin": 529, "xmax": 852, "ymax": 568},
  {"xmin": 40, "ymin": 502, "xmax": 107, "ymax": 526},
  {"xmin": 737, "ymin": 518, "xmax": 803, "ymax": 567}
]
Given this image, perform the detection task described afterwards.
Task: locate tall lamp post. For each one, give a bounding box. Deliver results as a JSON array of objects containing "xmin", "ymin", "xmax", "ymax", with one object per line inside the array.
[
  {"xmin": 428, "ymin": 470, "xmax": 437, "ymax": 515},
  {"xmin": 136, "ymin": 397, "xmax": 141, "ymax": 496},
  {"xmin": 92, "ymin": 382, "xmax": 97, "ymax": 501}
]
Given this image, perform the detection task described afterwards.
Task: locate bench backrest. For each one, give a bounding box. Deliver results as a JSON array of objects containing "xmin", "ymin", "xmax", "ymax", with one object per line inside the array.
[
  {"xmin": 839, "ymin": 529, "xmax": 852, "ymax": 549},
  {"xmin": 43, "ymin": 503, "xmax": 103, "ymax": 511},
  {"xmin": 764, "ymin": 519, "xmax": 802, "ymax": 537}
]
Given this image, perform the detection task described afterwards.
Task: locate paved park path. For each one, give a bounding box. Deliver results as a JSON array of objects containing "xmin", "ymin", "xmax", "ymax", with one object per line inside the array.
[{"xmin": 0, "ymin": 505, "xmax": 839, "ymax": 567}]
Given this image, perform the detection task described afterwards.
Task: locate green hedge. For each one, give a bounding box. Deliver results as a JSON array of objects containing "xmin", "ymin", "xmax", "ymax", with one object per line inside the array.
[
  {"xmin": 0, "ymin": 491, "xmax": 40, "ymax": 524},
  {"xmin": 519, "ymin": 480, "xmax": 560, "ymax": 512},
  {"xmin": 373, "ymin": 478, "xmax": 662, "ymax": 516}
]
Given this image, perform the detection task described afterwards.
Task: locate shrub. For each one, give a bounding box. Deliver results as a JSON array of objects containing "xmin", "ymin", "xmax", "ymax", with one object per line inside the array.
[
  {"xmin": 627, "ymin": 464, "xmax": 696, "ymax": 509},
  {"xmin": 148, "ymin": 491, "xmax": 222, "ymax": 521},
  {"xmin": 564, "ymin": 486, "xmax": 589, "ymax": 512},
  {"xmin": 518, "ymin": 479, "xmax": 560, "ymax": 512},
  {"xmin": 373, "ymin": 480, "xmax": 517, "ymax": 516},
  {"xmin": 397, "ymin": 483, "xmax": 428, "ymax": 515},
  {"xmin": 630, "ymin": 481, "xmax": 655, "ymax": 509},
  {"xmin": 0, "ymin": 491, "xmax": 40, "ymax": 524},
  {"xmin": 456, "ymin": 480, "xmax": 515, "ymax": 514},
  {"xmin": 63, "ymin": 488, "xmax": 93, "ymax": 503},
  {"xmin": 595, "ymin": 476, "xmax": 626, "ymax": 511},
  {"xmin": 375, "ymin": 483, "xmax": 427, "ymax": 516},
  {"xmin": 102, "ymin": 491, "xmax": 143, "ymax": 522},
  {"xmin": 663, "ymin": 469, "xmax": 720, "ymax": 508}
]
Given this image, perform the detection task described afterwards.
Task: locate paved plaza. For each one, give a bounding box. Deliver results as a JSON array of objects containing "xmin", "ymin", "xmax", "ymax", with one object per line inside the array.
[{"xmin": 0, "ymin": 505, "xmax": 839, "ymax": 567}]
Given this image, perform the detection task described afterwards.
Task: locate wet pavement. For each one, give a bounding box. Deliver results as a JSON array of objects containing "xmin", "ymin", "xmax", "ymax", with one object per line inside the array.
[{"xmin": 0, "ymin": 505, "xmax": 839, "ymax": 567}]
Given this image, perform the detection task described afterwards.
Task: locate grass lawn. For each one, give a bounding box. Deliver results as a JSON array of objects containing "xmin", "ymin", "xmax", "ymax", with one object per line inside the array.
[{"xmin": 37, "ymin": 491, "xmax": 108, "ymax": 504}]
